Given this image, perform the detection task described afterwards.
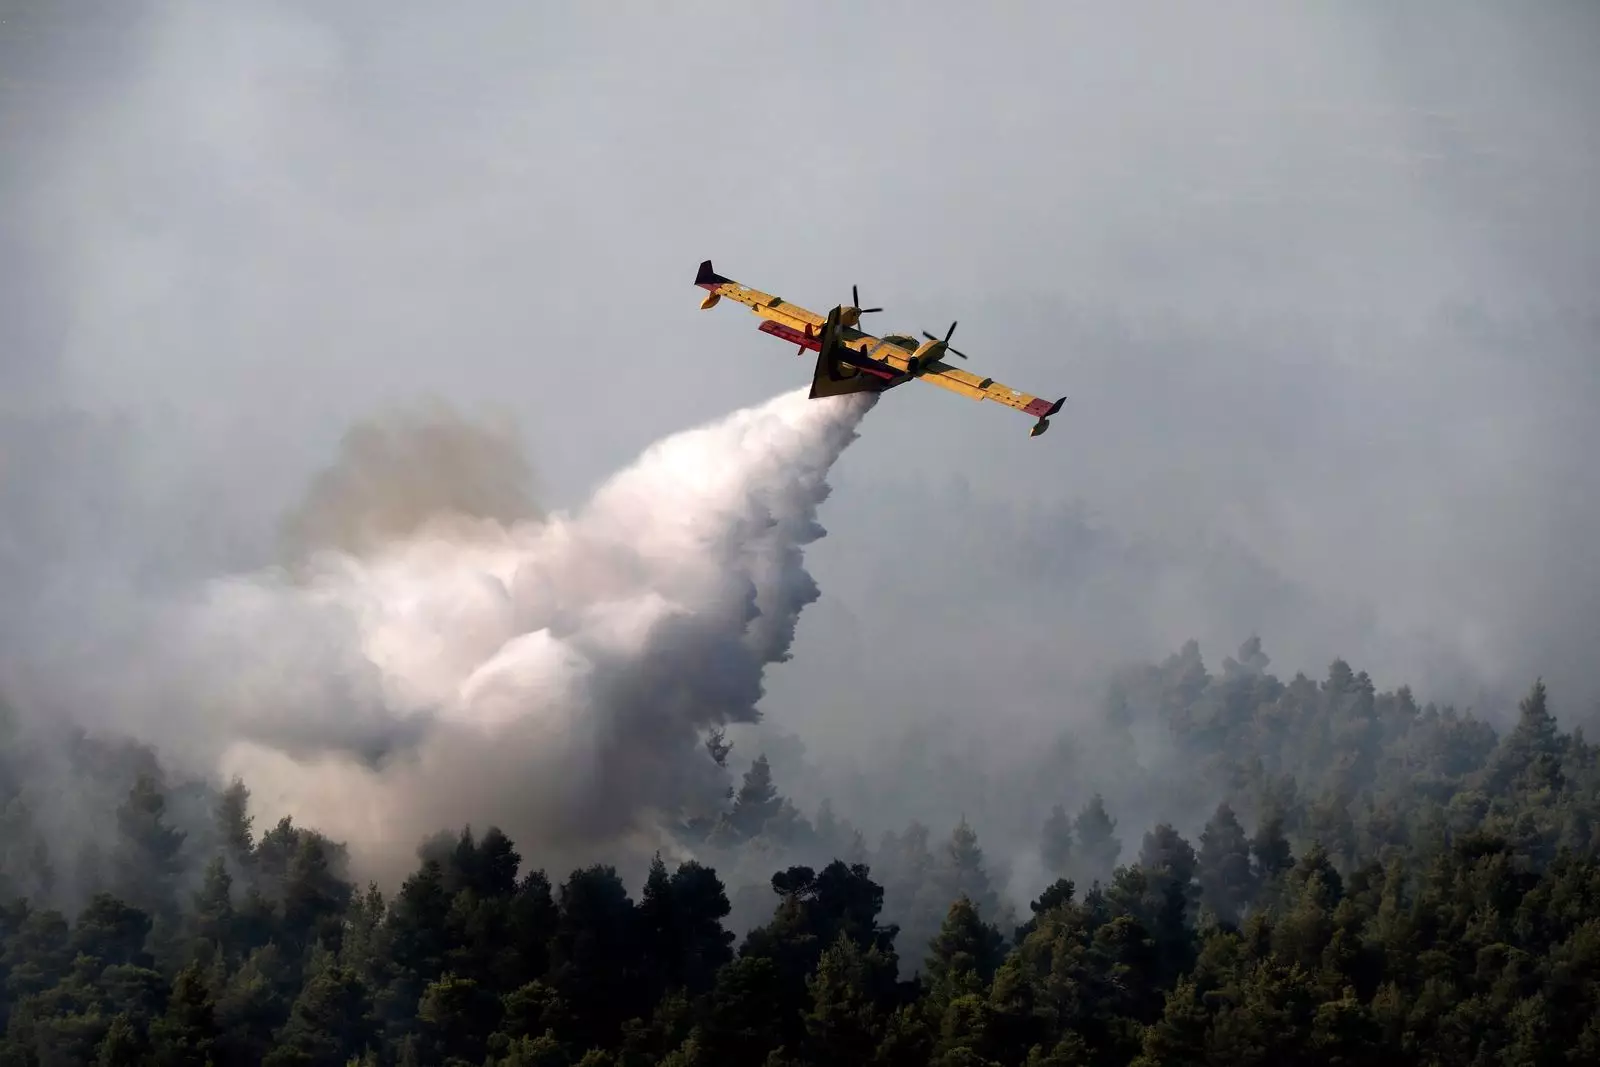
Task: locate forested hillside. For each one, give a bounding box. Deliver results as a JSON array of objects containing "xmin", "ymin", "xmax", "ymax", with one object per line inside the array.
[{"xmin": 3, "ymin": 644, "xmax": 1598, "ymax": 1065}]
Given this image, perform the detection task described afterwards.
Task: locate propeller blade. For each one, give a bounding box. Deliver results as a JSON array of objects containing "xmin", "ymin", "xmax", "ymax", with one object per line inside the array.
[
  {"xmin": 860, "ymin": 306, "xmax": 882, "ymax": 314},
  {"xmin": 947, "ymin": 347, "xmax": 968, "ymax": 359},
  {"xmin": 944, "ymin": 321, "xmax": 958, "ymax": 342},
  {"xmin": 852, "ymin": 284, "xmax": 860, "ymax": 307},
  {"xmin": 921, "ymin": 331, "xmax": 939, "ymax": 342}
]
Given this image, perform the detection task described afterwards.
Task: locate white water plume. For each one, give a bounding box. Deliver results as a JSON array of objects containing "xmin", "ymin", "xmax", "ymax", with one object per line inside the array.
[{"xmin": 176, "ymin": 387, "xmax": 878, "ymax": 882}]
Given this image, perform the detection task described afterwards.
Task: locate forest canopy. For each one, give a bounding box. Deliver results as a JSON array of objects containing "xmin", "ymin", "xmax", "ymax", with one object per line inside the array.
[{"xmin": 2, "ymin": 641, "xmax": 1598, "ymax": 1065}]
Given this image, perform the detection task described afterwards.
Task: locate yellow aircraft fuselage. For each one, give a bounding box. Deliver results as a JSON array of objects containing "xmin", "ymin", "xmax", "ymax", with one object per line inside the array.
[{"xmin": 694, "ymin": 260, "xmax": 1065, "ymax": 437}]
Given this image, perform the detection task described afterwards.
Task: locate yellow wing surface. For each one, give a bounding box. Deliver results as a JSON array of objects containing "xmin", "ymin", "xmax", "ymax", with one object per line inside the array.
[{"xmin": 695, "ymin": 260, "xmax": 1065, "ymax": 437}]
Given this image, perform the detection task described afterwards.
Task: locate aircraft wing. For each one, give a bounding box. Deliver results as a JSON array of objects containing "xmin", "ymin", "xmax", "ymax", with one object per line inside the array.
[
  {"xmin": 835, "ymin": 328, "xmax": 1065, "ymax": 435},
  {"xmin": 912, "ymin": 361, "xmax": 1066, "ymax": 435},
  {"xmin": 828, "ymin": 332, "xmax": 1065, "ymax": 436},
  {"xmin": 695, "ymin": 260, "xmax": 827, "ymax": 340}
]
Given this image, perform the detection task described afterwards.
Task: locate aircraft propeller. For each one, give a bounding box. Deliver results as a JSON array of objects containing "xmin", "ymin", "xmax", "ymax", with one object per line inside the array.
[
  {"xmin": 921, "ymin": 320, "xmax": 968, "ymax": 359},
  {"xmin": 851, "ymin": 285, "xmax": 882, "ymax": 317}
]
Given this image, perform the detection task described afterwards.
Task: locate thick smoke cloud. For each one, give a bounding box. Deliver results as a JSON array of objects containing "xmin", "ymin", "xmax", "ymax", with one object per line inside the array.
[
  {"xmin": 166, "ymin": 388, "xmax": 877, "ymax": 884},
  {"xmin": 278, "ymin": 401, "xmax": 543, "ymax": 564}
]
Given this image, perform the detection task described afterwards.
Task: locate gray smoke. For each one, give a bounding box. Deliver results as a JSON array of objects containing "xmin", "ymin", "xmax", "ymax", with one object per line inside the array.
[{"xmin": 277, "ymin": 400, "xmax": 543, "ymax": 566}]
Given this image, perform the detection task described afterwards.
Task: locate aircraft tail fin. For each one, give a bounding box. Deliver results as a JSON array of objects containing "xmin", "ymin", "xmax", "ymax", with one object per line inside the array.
[
  {"xmin": 695, "ymin": 259, "xmax": 732, "ymax": 289},
  {"xmin": 809, "ymin": 306, "xmax": 879, "ymax": 399}
]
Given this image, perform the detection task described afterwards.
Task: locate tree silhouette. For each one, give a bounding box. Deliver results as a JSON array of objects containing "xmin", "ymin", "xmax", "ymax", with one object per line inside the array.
[
  {"xmin": 1, "ymin": 653, "xmax": 1598, "ymax": 1065},
  {"xmin": 1074, "ymin": 794, "xmax": 1121, "ymax": 879},
  {"xmin": 1040, "ymin": 804, "xmax": 1074, "ymax": 878}
]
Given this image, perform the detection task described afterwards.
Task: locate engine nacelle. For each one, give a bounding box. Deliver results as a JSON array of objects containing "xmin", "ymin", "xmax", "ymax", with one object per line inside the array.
[{"xmin": 908, "ymin": 339, "xmax": 945, "ymax": 373}]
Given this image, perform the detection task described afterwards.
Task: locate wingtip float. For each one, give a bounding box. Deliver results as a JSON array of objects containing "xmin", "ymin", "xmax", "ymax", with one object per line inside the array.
[{"xmin": 694, "ymin": 259, "xmax": 1066, "ymax": 439}]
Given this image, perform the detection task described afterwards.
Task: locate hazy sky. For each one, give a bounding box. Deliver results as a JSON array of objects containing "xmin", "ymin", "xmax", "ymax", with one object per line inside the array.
[{"xmin": 3, "ymin": 0, "xmax": 1598, "ymax": 779}]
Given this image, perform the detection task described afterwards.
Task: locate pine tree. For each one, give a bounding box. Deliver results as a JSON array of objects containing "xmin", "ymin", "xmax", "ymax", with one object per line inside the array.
[
  {"xmin": 666, "ymin": 861, "xmax": 736, "ymax": 993},
  {"xmin": 416, "ymin": 971, "xmax": 498, "ymax": 1064},
  {"xmin": 639, "ymin": 853, "xmax": 678, "ymax": 997},
  {"xmin": 214, "ymin": 943, "xmax": 294, "ymax": 1064},
  {"xmin": 215, "ymin": 777, "xmax": 255, "ymax": 872},
  {"xmin": 930, "ymin": 818, "xmax": 1003, "ymax": 923},
  {"xmin": 266, "ymin": 957, "xmax": 374, "ymax": 1066},
  {"xmin": 1135, "ymin": 824, "xmax": 1201, "ymax": 988},
  {"xmin": 874, "ymin": 1003, "xmax": 935, "ymax": 1067},
  {"xmin": 1486, "ymin": 678, "xmax": 1565, "ymax": 796},
  {"xmin": 388, "ymin": 859, "xmax": 453, "ymax": 992},
  {"xmin": 281, "ymin": 831, "xmax": 353, "ymax": 955},
  {"xmin": 112, "ymin": 773, "xmax": 186, "ymax": 920},
  {"xmin": 1041, "ymin": 804, "xmax": 1074, "ymax": 877},
  {"xmin": 729, "ymin": 755, "xmax": 783, "ymax": 839},
  {"xmin": 1139, "ymin": 825, "xmax": 1198, "ymax": 897},
  {"xmin": 924, "ymin": 896, "xmax": 1005, "ymax": 1005},
  {"xmin": 149, "ymin": 961, "xmax": 219, "ymax": 1067},
  {"xmin": 1197, "ymin": 801, "xmax": 1256, "ymax": 924},
  {"xmin": 1250, "ymin": 811, "xmax": 1295, "ymax": 894},
  {"xmin": 802, "ymin": 934, "xmax": 890, "ymax": 1064},
  {"xmin": 95, "ymin": 1012, "xmax": 151, "ymax": 1066},
  {"xmin": 477, "ymin": 826, "xmax": 523, "ymax": 897},
  {"xmin": 1130, "ymin": 974, "xmax": 1209, "ymax": 1066},
  {"xmin": 1074, "ymin": 794, "xmax": 1121, "ymax": 879},
  {"xmin": 71, "ymin": 893, "xmax": 153, "ymax": 968},
  {"xmin": 189, "ymin": 855, "xmax": 236, "ymax": 963}
]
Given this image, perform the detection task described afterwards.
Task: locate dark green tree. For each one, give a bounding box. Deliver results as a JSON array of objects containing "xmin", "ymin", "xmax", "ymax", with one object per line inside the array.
[
  {"xmin": 1250, "ymin": 810, "xmax": 1295, "ymax": 897},
  {"xmin": 546, "ymin": 865, "xmax": 646, "ymax": 1051},
  {"xmin": 639, "ymin": 855, "xmax": 735, "ymax": 999},
  {"xmin": 94, "ymin": 1012, "xmax": 151, "ymax": 1066},
  {"xmin": 1486, "ymin": 678, "xmax": 1565, "ymax": 797},
  {"xmin": 415, "ymin": 971, "xmax": 500, "ymax": 1065},
  {"xmin": 149, "ymin": 960, "xmax": 219, "ymax": 1066},
  {"xmin": 265, "ymin": 954, "xmax": 374, "ymax": 1066},
  {"xmin": 802, "ymin": 933, "xmax": 894, "ymax": 1064},
  {"xmin": 111, "ymin": 773, "xmax": 186, "ymax": 919},
  {"xmin": 924, "ymin": 896, "xmax": 1006, "ymax": 1010},
  {"xmin": 1196, "ymin": 802, "xmax": 1255, "ymax": 924}
]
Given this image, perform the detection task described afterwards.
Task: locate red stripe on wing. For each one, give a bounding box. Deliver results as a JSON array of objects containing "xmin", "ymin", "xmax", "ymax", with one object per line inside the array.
[{"xmin": 758, "ymin": 320, "xmax": 823, "ymax": 351}]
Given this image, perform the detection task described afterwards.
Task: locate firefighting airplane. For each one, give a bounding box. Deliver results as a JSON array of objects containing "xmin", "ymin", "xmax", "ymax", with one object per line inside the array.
[{"xmin": 695, "ymin": 260, "xmax": 1067, "ymax": 437}]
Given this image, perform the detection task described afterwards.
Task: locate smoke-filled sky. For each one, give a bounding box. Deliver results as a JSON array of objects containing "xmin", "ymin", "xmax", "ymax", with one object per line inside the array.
[{"xmin": 3, "ymin": 1, "xmax": 1599, "ymax": 873}]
